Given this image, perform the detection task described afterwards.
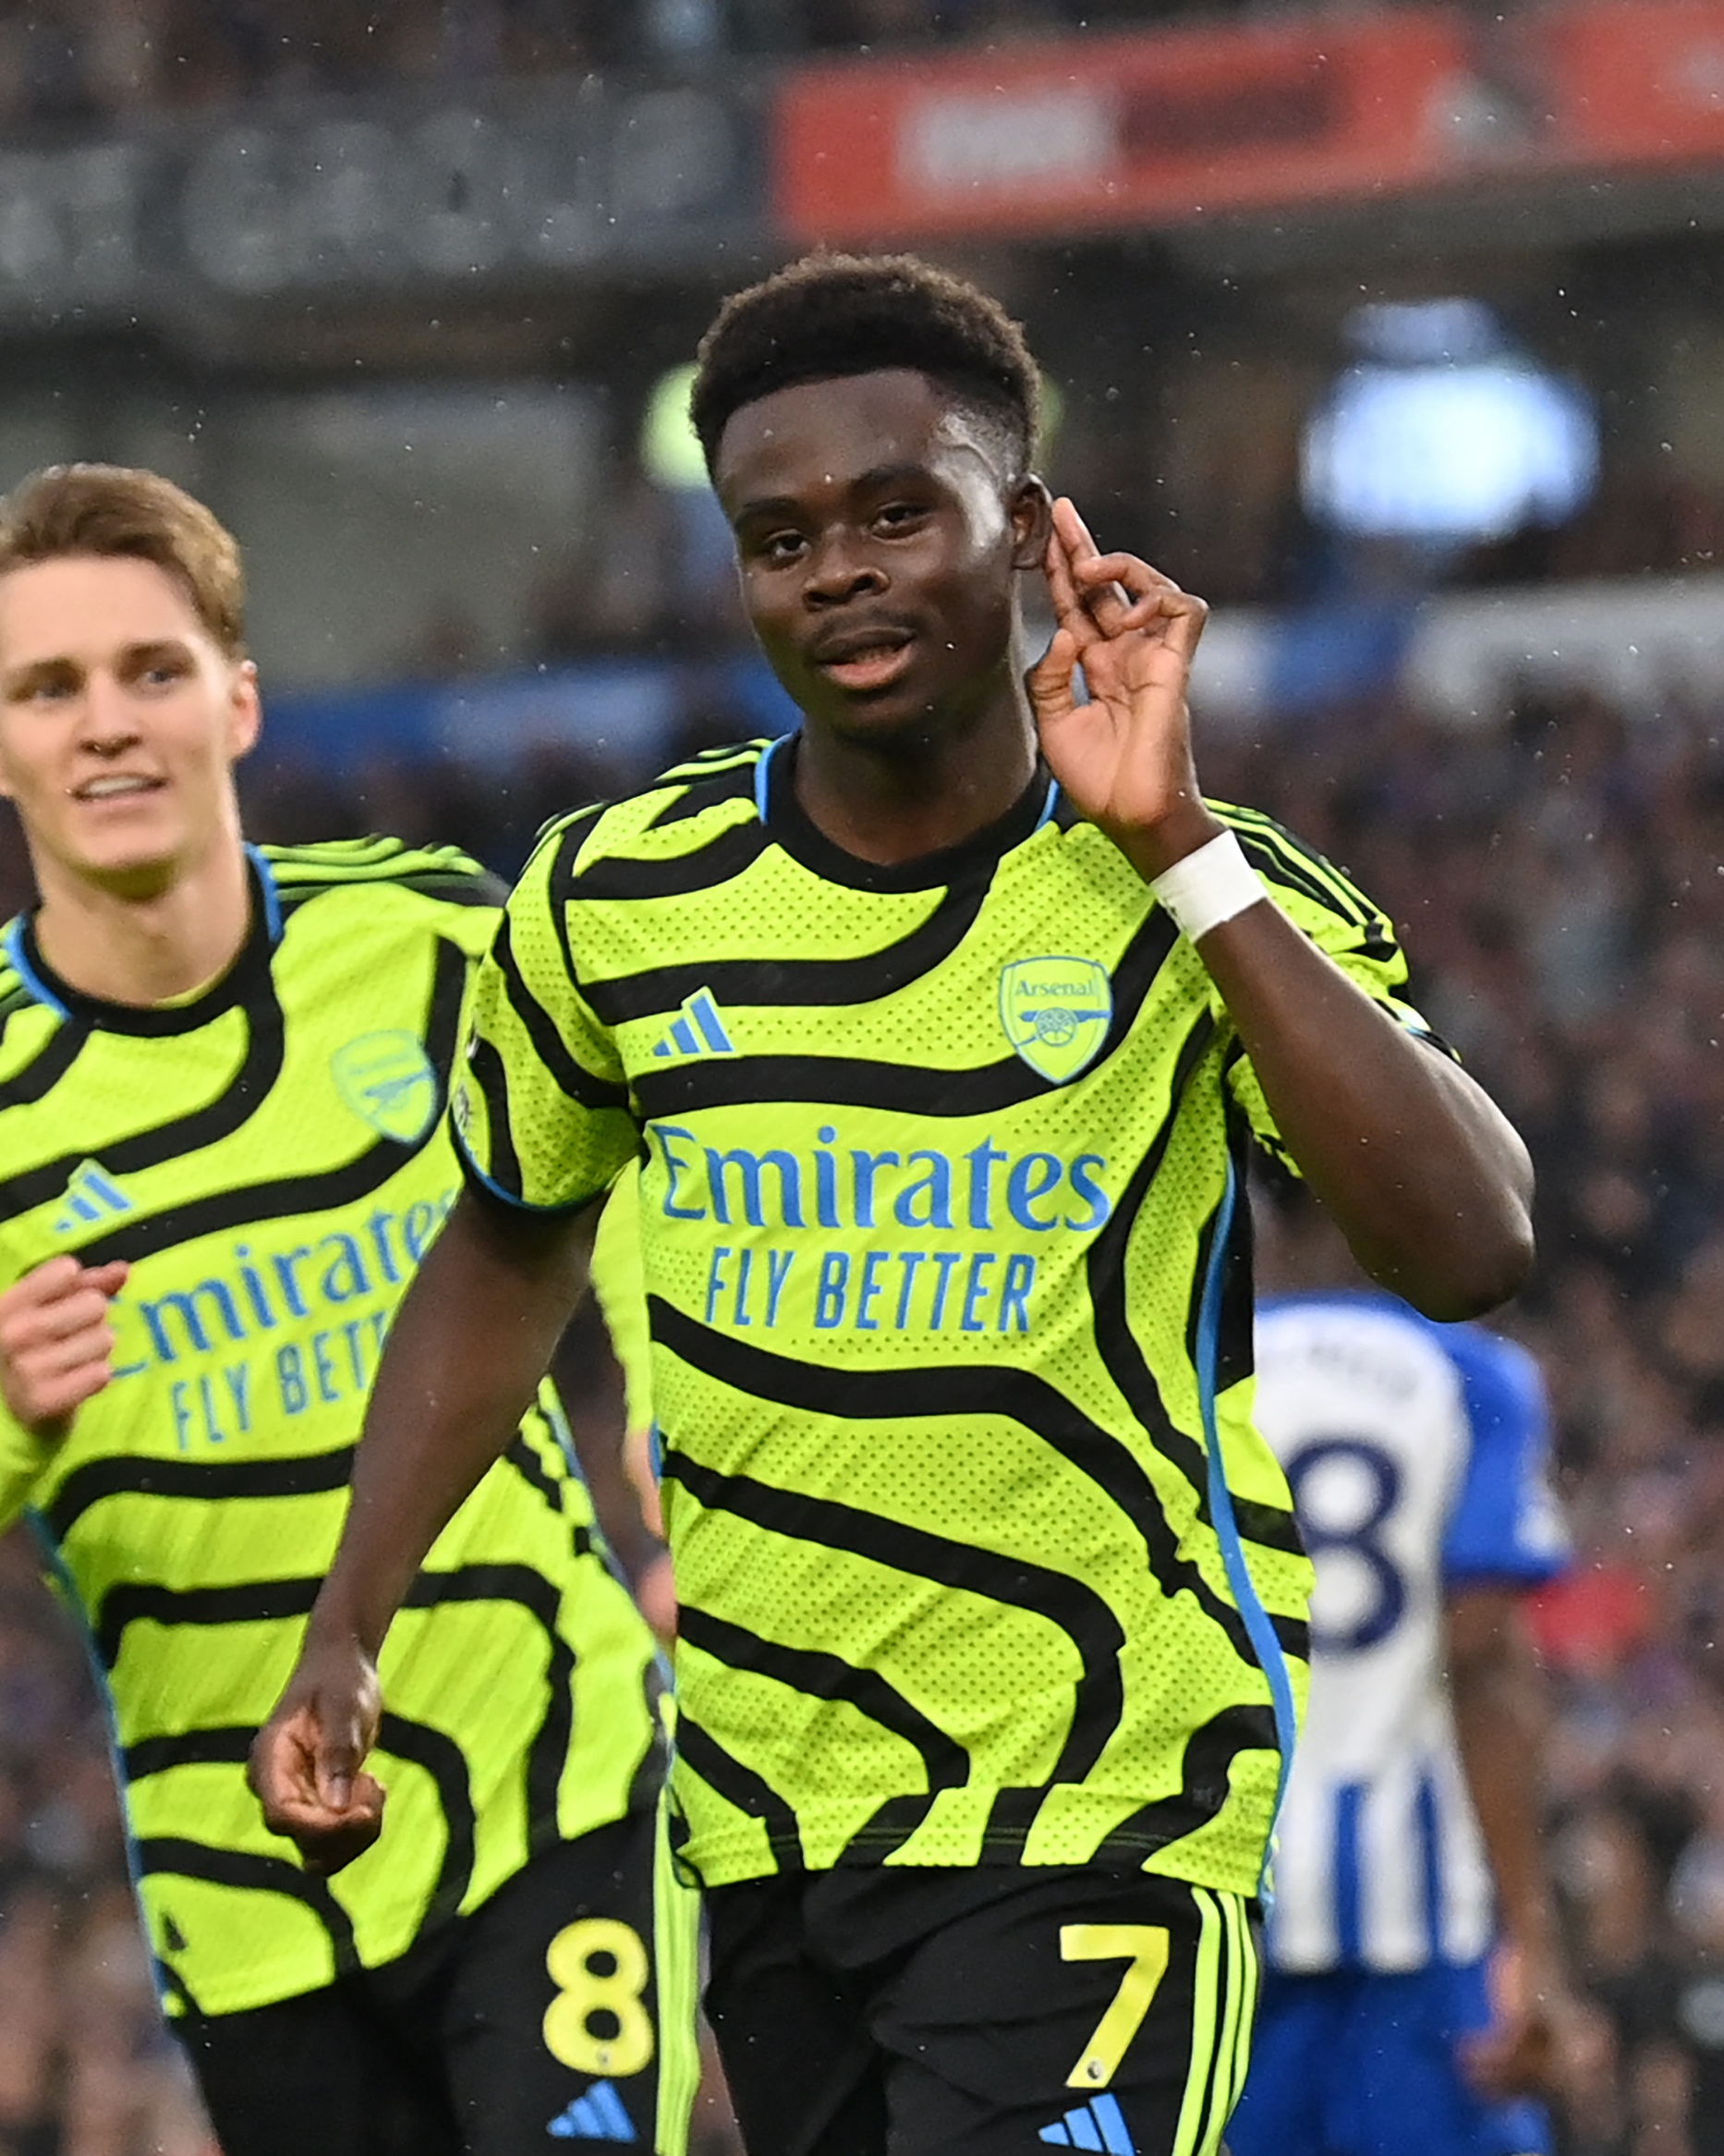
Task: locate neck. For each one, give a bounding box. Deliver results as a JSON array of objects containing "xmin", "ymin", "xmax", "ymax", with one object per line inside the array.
[
  {"xmin": 32, "ymin": 836, "xmax": 254, "ymax": 1006},
  {"xmin": 794, "ymin": 655, "xmax": 1039, "ymax": 867}
]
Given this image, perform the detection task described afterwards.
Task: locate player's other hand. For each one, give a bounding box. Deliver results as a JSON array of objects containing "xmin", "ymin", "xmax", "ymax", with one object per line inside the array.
[
  {"xmin": 1026, "ymin": 497, "xmax": 1216, "ymax": 879},
  {"xmin": 0, "ymin": 1254, "xmax": 129, "ymax": 1439},
  {"xmin": 1462, "ymin": 1937, "xmax": 1609, "ymax": 2103},
  {"xmin": 249, "ymin": 1635, "xmax": 387, "ymax": 1876}
]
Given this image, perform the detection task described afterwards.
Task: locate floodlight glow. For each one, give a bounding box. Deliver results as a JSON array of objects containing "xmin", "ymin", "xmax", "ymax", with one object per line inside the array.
[{"xmin": 1303, "ymin": 341, "xmax": 1598, "ymax": 544}]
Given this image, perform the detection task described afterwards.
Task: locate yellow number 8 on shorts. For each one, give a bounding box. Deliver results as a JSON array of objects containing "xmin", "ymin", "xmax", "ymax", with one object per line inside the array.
[{"xmin": 543, "ymin": 1918, "xmax": 656, "ymax": 2078}]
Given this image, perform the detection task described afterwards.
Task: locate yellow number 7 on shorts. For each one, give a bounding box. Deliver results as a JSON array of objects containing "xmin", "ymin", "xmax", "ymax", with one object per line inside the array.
[{"xmin": 1060, "ymin": 1924, "xmax": 1172, "ymax": 2089}]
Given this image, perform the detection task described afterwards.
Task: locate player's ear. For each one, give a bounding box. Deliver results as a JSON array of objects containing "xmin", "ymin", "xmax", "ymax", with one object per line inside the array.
[
  {"xmin": 1010, "ymin": 478, "xmax": 1053, "ymax": 571},
  {"xmin": 226, "ymin": 659, "xmax": 261, "ymax": 762}
]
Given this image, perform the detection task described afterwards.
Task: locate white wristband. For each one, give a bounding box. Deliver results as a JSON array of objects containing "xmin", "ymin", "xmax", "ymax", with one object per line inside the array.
[{"xmin": 1150, "ymin": 830, "xmax": 1267, "ymax": 944}]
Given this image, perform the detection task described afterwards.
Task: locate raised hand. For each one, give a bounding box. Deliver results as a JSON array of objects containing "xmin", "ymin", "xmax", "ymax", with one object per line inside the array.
[
  {"xmin": 248, "ymin": 1634, "xmax": 387, "ymax": 1876},
  {"xmin": 0, "ymin": 1254, "xmax": 130, "ymax": 1439},
  {"xmin": 1026, "ymin": 497, "xmax": 1217, "ymax": 879}
]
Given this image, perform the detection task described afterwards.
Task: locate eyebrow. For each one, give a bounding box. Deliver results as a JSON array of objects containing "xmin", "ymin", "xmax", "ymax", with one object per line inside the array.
[
  {"xmin": 1, "ymin": 638, "xmax": 196, "ymax": 696},
  {"xmin": 730, "ymin": 463, "xmax": 939, "ymax": 526}
]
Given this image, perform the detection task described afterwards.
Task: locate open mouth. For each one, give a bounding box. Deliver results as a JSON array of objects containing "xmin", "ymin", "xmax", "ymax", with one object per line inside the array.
[
  {"xmin": 813, "ymin": 636, "xmax": 914, "ymax": 694},
  {"xmin": 73, "ymin": 774, "xmax": 163, "ymax": 803}
]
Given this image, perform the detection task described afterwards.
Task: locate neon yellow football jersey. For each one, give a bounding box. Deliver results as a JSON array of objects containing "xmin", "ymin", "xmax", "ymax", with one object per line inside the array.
[
  {"xmin": 0, "ymin": 841, "xmax": 663, "ymax": 2017},
  {"xmin": 454, "ymin": 740, "xmax": 1435, "ymax": 1898}
]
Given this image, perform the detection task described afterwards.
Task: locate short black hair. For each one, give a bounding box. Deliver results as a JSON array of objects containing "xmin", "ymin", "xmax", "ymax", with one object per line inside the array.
[{"xmin": 690, "ymin": 251, "xmax": 1041, "ymax": 478}]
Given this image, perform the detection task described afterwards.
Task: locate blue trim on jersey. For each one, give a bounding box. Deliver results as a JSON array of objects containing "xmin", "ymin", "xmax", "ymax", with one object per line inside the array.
[
  {"xmin": 1196, "ymin": 1156, "xmax": 1300, "ymax": 1890},
  {"xmin": 1417, "ymin": 1772, "xmax": 1444, "ymax": 1961},
  {"xmin": 3, "ymin": 916, "xmax": 70, "ymax": 1021},
  {"xmin": 452, "ymin": 1123, "xmax": 601, "ymax": 1217},
  {"xmin": 1333, "ymin": 1783, "xmax": 1363, "ymax": 1964},
  {"xmin": 1034, "ymin": 778, "xmax": 1061, "ymax": 831},
  {"xmin": 754, "ymin": 732, "xmax": 792, "ymax": 822},
  {"xmin": 246, "ymin": 844, "xmax": 284, "ymax": 946}
]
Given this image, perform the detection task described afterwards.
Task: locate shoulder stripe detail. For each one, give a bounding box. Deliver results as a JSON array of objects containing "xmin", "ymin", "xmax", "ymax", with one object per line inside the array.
[
  {"xmin": 1217, "ymin": 808, "xmax": 1385, "ymax": 937},
  {"xmin": 644, "ymin": 762, "xmax": 760, "ymax": 832},
  {"xmin": 680, "ymin": 1604, "xmax": 969, "ymax": 1792},
  {"xmin": 136, "ymin": 1838, "xmax": 361, "ymax": 1978},
  {"xmin": 0, "ymin": 978, "xmax": 286, "ymax": 1229},
  {"xmin": 632, "ymin": 908, "xmax": 1180, "ymax": 1122},
  {"xmin": 492, "ymin": 916, "xmax": 630, "ymax": 1112},
  {"xmin": 655, "ymin": 1299, "xmax": 1257, "ymax": 1671},
  {"xmin": 0, "ymin": 1012, "xmax": 87, "ymax": 1111},
  {"xmin": 1087, "ymin": 1704, "xmax": 1279, "ymax": 1867},
  {"xmin": 583, "ymin": 879, "xmax": 988, "ymax": 1027},
  {"xmin": 66, "ymin": 938, "xmax": 465, "ymax": 1264},
  {"xmin": 673, "ymin": 1717, "xmax": 806, "ymax": 1871},
  {"xmin": 559, "ymin": 818, "xmax": 770, "ymax": 904}
]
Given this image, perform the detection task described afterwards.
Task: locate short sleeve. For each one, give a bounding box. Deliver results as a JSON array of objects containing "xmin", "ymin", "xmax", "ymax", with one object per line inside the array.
[
  {"xmin": 450, "ymin": 815, "xmax": 640, "ymax": 1213},
  {"xmin": 1218, "ymin": 808, "xmax": 1447, "ymax": 1156},
  {"xmin": 1439, "ymin": 1327, "xmax": 1570, "ymax": 1590}
]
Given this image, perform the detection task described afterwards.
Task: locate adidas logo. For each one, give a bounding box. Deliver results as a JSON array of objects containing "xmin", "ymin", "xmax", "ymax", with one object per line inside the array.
[
  {"xmin": 547, "ymin": 2081, "xmax": 635, "ymax": 2141},
  {"xmin": 54, "ymin": 1160, "xmax": 133, "ymax": 1235},
  {"xmin": 650, "ymin": 988, "xmax": 735, "ymax": 1061},
  {"xmin": 1038, "ymin": 2092, "xmax": 1136, "ymax": 2154}
]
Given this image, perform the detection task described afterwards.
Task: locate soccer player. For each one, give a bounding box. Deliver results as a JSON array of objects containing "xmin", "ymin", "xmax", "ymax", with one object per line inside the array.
[
  {"xmin": 252, "ymin": 255, "xmax": 1536, "ymax": 2156},
  {"xmin": 1226, "ymin": 1178, "xmax": 1584, "ymax": 2156},
  {"xmin": 0, "ymin": 465, "xmax": 697, "ymax": 2156}
]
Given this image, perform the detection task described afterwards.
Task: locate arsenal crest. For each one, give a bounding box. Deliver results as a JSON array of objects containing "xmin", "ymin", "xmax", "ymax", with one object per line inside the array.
[
  {"xmin": 331, "ymin": 1031, "xmax": 439, "ymax": 1143},
  {"xmin": 998, "ymin": 957, "xmax": 1112, "ymax": 1085}
]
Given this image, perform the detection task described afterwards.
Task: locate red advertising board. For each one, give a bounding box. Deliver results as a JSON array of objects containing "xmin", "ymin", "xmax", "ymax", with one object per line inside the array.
[
  {"xmin": 1530, "ymin": 0, "xmax": 1724, "ymax": 164},
  {"xmin": 774, "ymin": 13, "xmax": 1473, "ymax": 245}
]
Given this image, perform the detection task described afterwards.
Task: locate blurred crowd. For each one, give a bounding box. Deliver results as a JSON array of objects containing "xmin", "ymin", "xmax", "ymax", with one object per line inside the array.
[
  {"xmin": 0, "ymin": 0, "xmax": 1320, "ymax": 126},
  {"xmin": 6, "ymin": 667, "xmax": 1724, "ymax": 2150}
]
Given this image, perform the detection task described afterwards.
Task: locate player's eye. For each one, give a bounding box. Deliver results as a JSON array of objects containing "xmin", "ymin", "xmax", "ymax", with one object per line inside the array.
[
  {"xmin": 756, "ymin": 530, "xmax": 807, "ymax": 567},
  {"xmin": 874, "ymin": 502, "xmax": 928, "ymax": 534},
  {"xmin": 135, "ymin": 658, "xmax": 191, "ymax": 689}
]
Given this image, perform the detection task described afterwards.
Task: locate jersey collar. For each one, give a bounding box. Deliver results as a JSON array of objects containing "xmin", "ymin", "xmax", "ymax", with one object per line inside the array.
[
  {"xmin": 11, "ymin": 847, "xmax": 282, "ymax": 1037},
  {"xmin": 757, "ymin": 730, "xmax": 1061, "ymax": 894}
]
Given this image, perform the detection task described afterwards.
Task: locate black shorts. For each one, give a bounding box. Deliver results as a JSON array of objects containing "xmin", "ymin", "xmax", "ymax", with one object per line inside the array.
[
  {"xmin": 704, "ymin": 1864, "xmax": 1259, "ymax": 2156},
  {"xmin": 175, "ymin": 1809, "xmax": 699, "ymax": 2156}
]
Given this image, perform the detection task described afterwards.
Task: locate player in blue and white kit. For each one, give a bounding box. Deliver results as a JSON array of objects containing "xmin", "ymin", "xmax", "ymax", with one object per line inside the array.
[{"xmin": 1228, "ymin": 1182, "xmax": 1584, "ymax": 2156}]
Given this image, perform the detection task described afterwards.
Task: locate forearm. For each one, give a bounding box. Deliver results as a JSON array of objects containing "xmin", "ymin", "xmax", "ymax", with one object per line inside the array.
[
  {"xmin": 1450, "ymin": 1592, "xmax": 1561, "ymax": 1962},
  {"xmin": 1184, "ymin": 884, "xmax": 1532, "ymax": 1318},
  {"xmin": 313, "ymin": 1183, "xmax": 597, "ymax": 1657}
]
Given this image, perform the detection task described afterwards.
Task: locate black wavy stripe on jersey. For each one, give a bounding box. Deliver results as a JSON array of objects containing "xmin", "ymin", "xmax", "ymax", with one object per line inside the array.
[
  {"xmin": 1087, "ymin": 1702, "xmax": 1279, "ymax": 1866},
  {"xmin": 465, "ymin": 1034, "xmax": 527, "ymax": 1200},
  {"xmin": 663, "ymin": 1438, "xmax": 1124, "ymax": 1805},
  {"xmin": 0, "ymin": 1016, "xmax": 89, "ymax": 1110},
  {"xmin": 0, "ymin": 968, "xmax": 285, "ymax": 1228},
  {"xmin": 72, "ymin": 933, "xmax": 468, "ymax": 1265},
  {"xmin": 42, "ymin": 1445, "xmax": 357, "ymax": 1544},
  {"xmin": 674, "ymin": 1716, "xmax": 807, "ymax": 1870},
  {"xmin": 582, "ymin": 871, "xmax": 989, "ymax": 1027},
  {"xmin": 555, "ymin": 815, "xmax": 771, "ymax": 905},
  {"xmin": 632, "ymin": 906, "xmax": 1184, "ymax": 1121},
  {"xmin": 491, "ymin": 916, "xmax": 631, "ymax": 1111},
  {"xmin": 679, "ymin": 1605, "xmax": 969, "ymax": 1794},
  {"xmin": 102, "ymin": 1562, "xmax": 574, "ymax": 1891},
  {"xmin": 136, "ymin": 1839, "xmax": 363, "ymax": 1979},
  {"xmin": 654, "ymin": 1298, "xmax": 1257, "ymax": 1674},
  {"xmin": 1086, "ymin": 1022, "xmax": 1305, "ymax": 1565}
]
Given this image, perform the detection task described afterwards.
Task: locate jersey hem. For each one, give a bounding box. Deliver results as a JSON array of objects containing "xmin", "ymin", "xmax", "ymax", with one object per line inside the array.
[{"xmin": 676, "ymin": 1815, "xmax": 1269, "ymax": 1902}]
